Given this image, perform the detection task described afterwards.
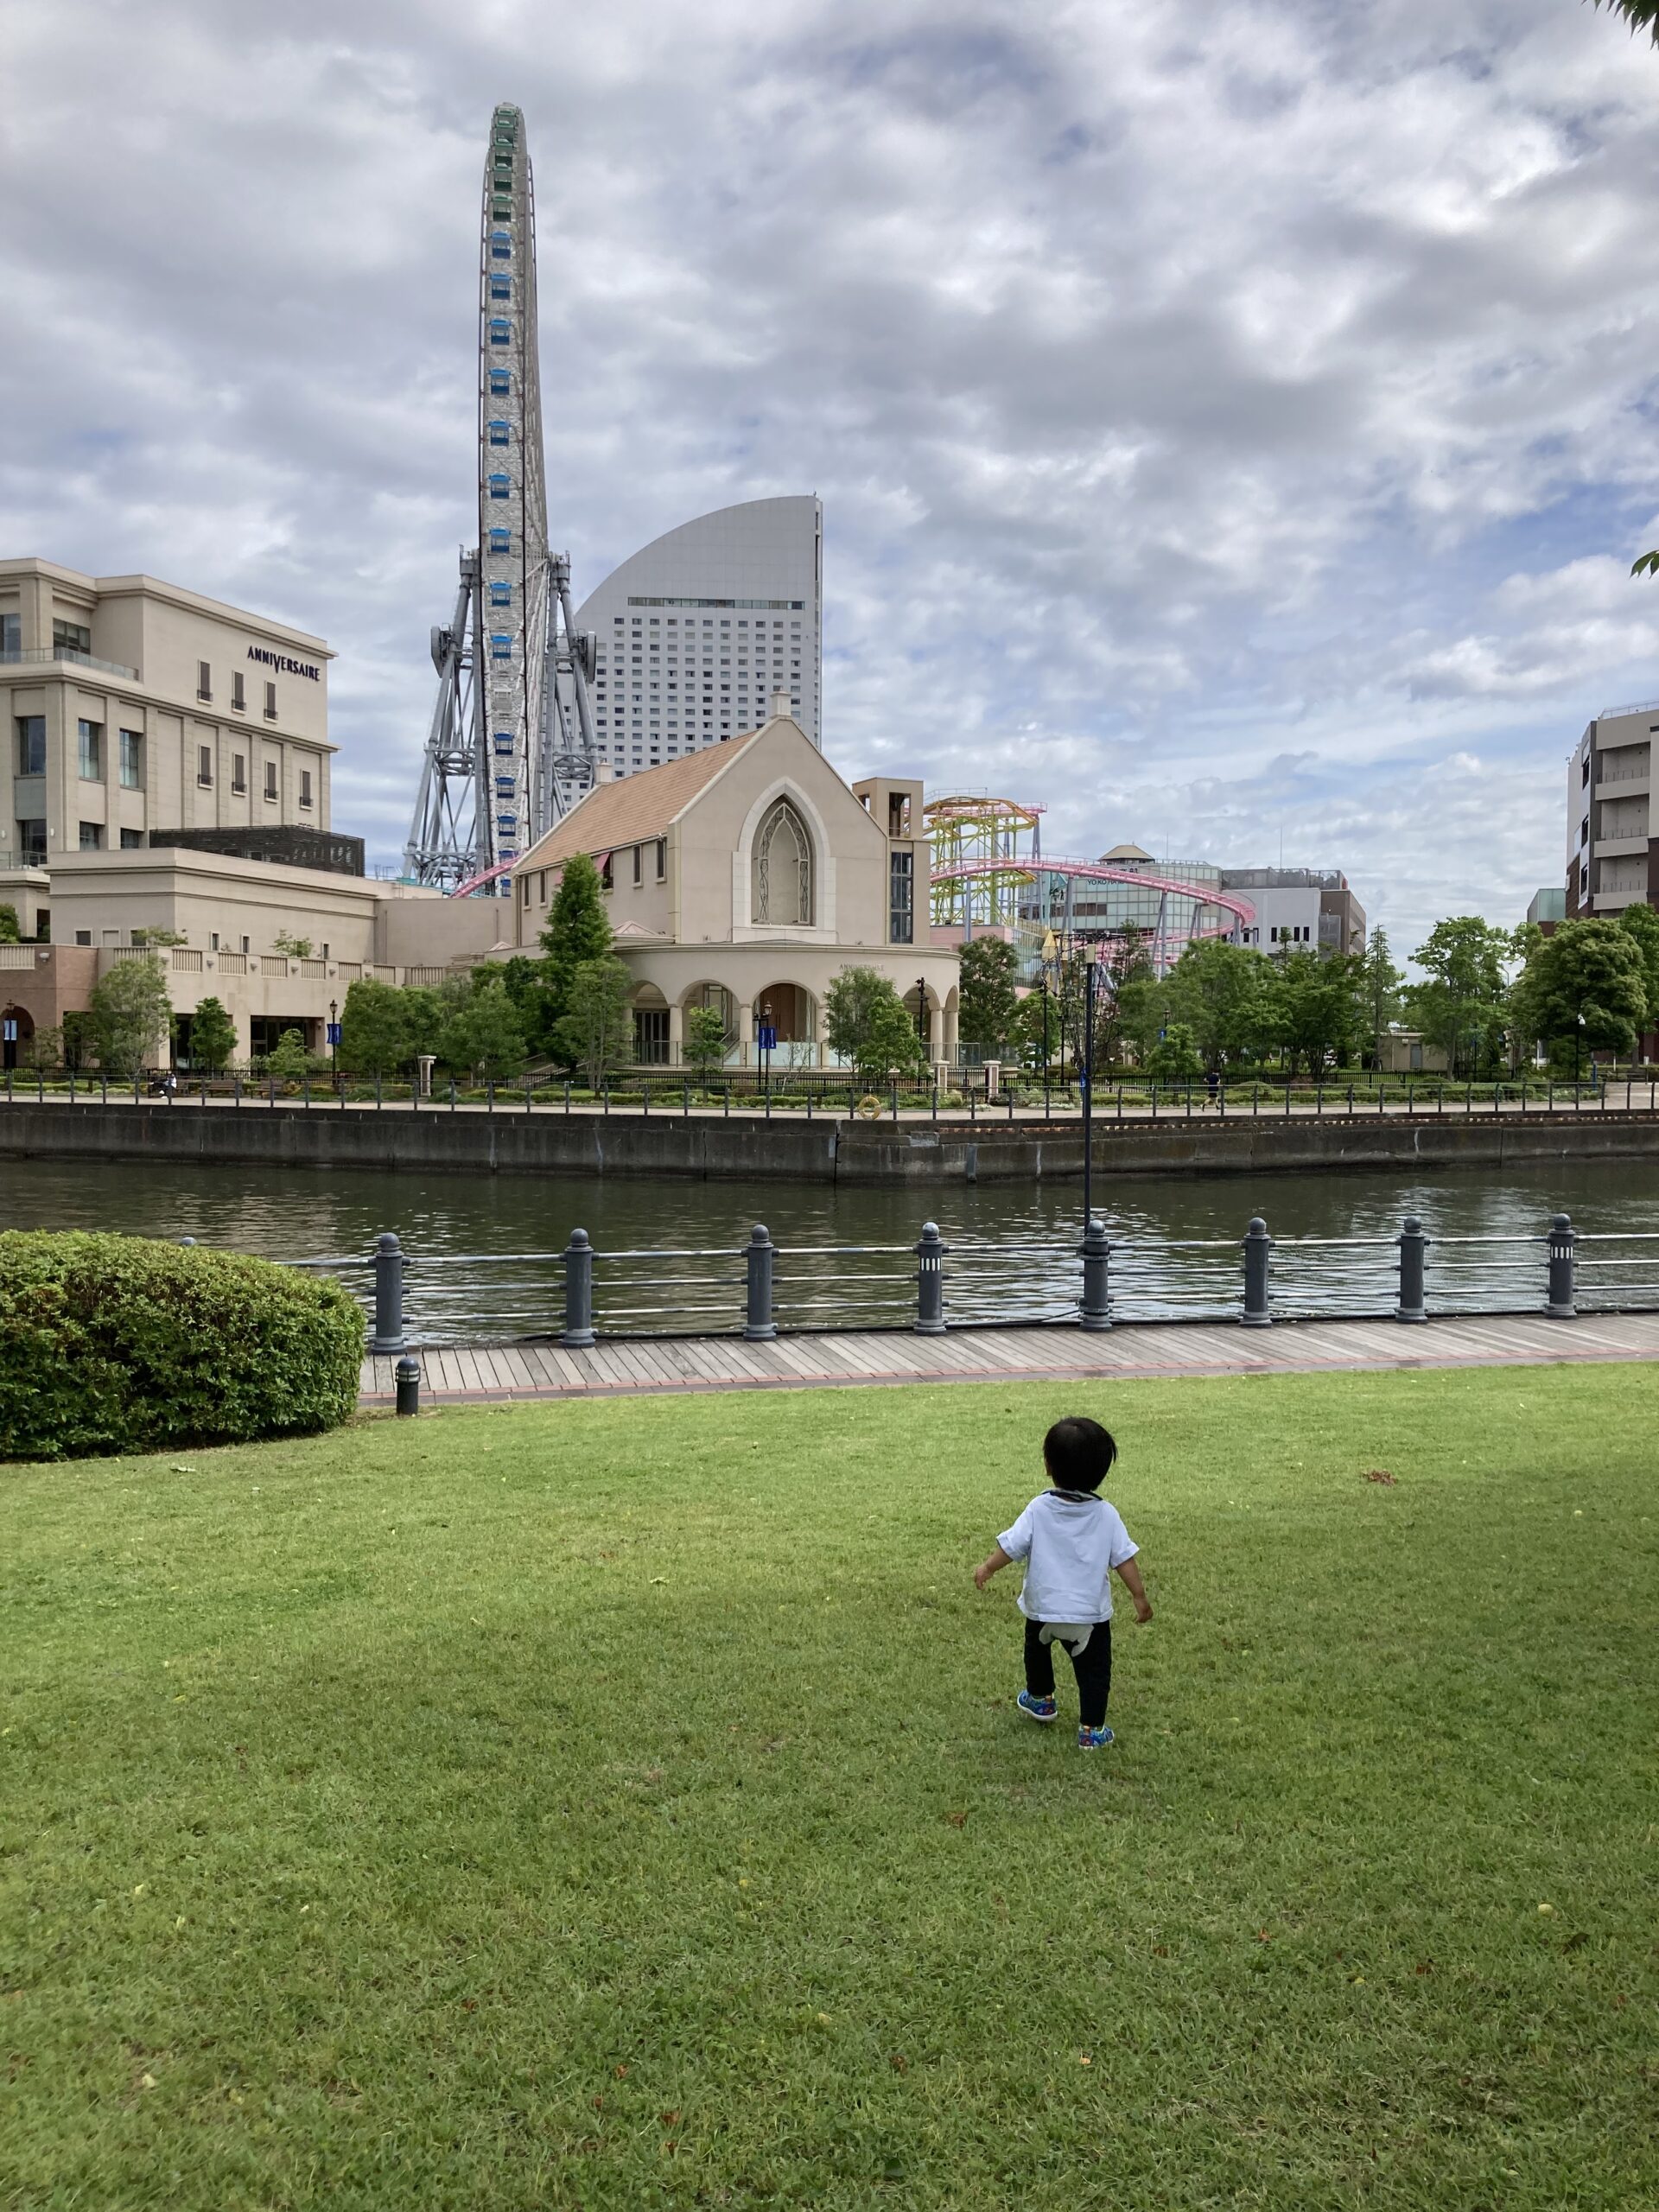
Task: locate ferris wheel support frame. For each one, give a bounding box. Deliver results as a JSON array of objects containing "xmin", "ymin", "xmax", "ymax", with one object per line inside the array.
[{"xmin": 404, "ymin": 104, "xmax": 598, "ymax": 894}]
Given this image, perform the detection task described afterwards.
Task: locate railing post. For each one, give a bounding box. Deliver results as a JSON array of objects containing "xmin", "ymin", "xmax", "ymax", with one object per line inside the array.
[
  {"xmin": 1395, "ymin": 1215, "xmax": 1427, "ymax": 1324},
  {"xmin": 1078, "ymin": 1215, "xmax": 1111, "ymax": 1332},
  {"xmin": 915, "ymin": 1220, "xmax": 946, "ymax": 1334},
  {"xmin": 744, "ymin": 1223, "xmax": 777, "ymax": 1340},
  {"xmin": 1242, "ymin": 1215, "xmax": 1272, "ymax": 1327},
  {"xmin": 370, "ymin": 1231, "xmax": 406, "ymax": 1353},
  {"xmin": 562, "ymin": 1228, "xmax": 596, "ymax": 1348},
  {"xmin": 394, "ymin": 1355, "xmax": 422, "ymax": 1417},
  {"xmin": 1545, "ymin": 1211, "xmax": 1576, "ymax": 1319}
]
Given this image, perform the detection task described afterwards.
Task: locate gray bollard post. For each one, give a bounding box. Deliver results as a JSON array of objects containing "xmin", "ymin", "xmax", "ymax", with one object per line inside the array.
[
  {"xmin": 1078, "ymin": 1215, "xmax": 1112, "ymax": 1332},
  {"xmin": 394, "ymin": 1355, "xmax": 421, "ymax": 1417},
  {"xmin": 1242, "ymin": 1215, "xmax": 1272, "ymax": 1327},
  {"xmin": 915, "ymin": 1220, "xmax": 946, "ymax": 1334},
  {"xmin": 1545, "ymin": 1211, "xmax": 1576, "ymax": 1319},
  {"xmin": 744, "ymin": 1224, "xmax": 777, "ymax": 1340},
  {"xmin": 371, "ymin": 1232, "xmax": 406, "ymax": 1353},
  {"xmin": 1395, "ymin": 1215, "xmax": 1428, "ymax": 1323},
  {"xmin": 562, "ymin": 1228, "xmax": 596, "ymax": 1347}
]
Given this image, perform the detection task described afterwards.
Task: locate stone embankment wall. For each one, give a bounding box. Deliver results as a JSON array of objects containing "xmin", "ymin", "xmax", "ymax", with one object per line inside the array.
[{"xmin": 2, "ymin": 1103, "xmax": 1657, "ymax": 1182}]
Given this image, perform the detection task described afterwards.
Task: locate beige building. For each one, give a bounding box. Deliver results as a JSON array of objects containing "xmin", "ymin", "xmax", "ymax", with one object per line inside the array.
[
  {"xmin": 0, "ymin": 849, "xmax": 511, "ymax": 1064},
  {"xmin": 2, "ymin": 558, "xmax": 335, "ymax": 892},
  {"xmin": 512, "ymin": 699, "xmax": 961, "ymax": 1065},
  {"xmin": 1567, "ymin": 699, "xmax": 1659, "ymax": 917}
]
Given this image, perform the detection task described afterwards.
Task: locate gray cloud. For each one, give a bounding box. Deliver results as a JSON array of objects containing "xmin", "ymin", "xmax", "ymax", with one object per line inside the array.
[{"xmin": 3, "ymin": 0, "xmax": 1658, "ymax": 956}]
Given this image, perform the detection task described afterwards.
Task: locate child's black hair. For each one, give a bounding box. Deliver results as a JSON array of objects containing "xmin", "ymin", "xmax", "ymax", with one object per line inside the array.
[{"xmin": 1042, "ymin": 1416, "xmax": 1117, "ymax": 1492}]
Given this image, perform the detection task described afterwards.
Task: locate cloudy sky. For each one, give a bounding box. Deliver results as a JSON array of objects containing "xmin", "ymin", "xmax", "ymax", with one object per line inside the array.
[{"xmin": 5, "ymin": 0, "xmax": 1659, "ymax": 955}]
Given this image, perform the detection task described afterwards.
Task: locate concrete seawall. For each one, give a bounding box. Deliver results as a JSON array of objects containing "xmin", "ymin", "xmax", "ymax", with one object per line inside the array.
[{"xmin": 3, "ymin": 1102, "xmax": 1659, "ymax": 1181}]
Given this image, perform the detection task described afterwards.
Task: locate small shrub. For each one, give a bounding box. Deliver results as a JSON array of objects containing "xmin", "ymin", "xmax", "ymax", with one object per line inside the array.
[{"xmin": 0, "ymin": 1232, "xmax": 365, "ymax": 1462}]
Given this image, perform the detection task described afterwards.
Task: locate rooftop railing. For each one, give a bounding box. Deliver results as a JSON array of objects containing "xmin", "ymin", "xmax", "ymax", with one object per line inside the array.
[{"xmin": 0, "ymin": 645, "xmax": 139, "ymax": 679}]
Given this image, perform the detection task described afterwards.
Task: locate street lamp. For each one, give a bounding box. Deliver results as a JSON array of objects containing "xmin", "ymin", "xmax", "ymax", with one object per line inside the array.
[
  {"xmin": 1082, "ymin": 942, "xmax": 1101, "ymax": 1230},
  {"xmin": 1037, "ymin": 970, "xmax": 1051, "ymax": 1116},
  {"xmin": 760, "ymin": 998, "xmax": 774, "ymax": 1097},
  {"xmin": 328, "ymin": 997, "xmax": 339, "ymax": 1089}
]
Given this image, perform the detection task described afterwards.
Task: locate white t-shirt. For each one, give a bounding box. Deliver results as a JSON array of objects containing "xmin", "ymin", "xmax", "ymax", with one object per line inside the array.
[{"xmin": 996, "ymin": 1490, "xmax": 1138, "ymax": 1624}]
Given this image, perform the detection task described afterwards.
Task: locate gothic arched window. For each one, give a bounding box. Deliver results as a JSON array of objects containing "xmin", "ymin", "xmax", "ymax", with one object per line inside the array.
[{"xmin": 752, "ymin": 798, "xmax": 813, "ymax": 926}]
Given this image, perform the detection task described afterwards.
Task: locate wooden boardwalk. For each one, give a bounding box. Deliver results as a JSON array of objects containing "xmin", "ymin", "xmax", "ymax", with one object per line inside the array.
[{"xmin": 360, "ymin": 1308, "xmax": 1659, "ymax": 1407}]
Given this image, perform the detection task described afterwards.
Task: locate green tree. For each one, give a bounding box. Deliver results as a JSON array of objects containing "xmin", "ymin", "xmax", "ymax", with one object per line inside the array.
[
  {"xmin": 130, "ymin": 926, "xmax": 188, "ymax": 949},
  {"xmin": 264, "ymin": 1029, "xmax": 312, "ymax": 1082},
  {"xmin": 1263, "ymin": 950, "xmax": 1362, "ymax": 1076},
  {"xmin": 553, "ymin": 957, "xmax": 633, "ymax": 1087},
  {"xmin": 1357, "ymin": 930, "xmax": 1405, "ymax": 1062},
  {"xmin": 1614, "ymin": 901, "xmax": 1659, "ymax": 1030},
  {"xmin": 189, "ymin": 996, "xmax": 237, "ymax": 1074},
  {"xmin": 539, "ymin": 855, "xmax": 613, "ymax": 1039},
  {"xmin": 340, "ymin": 978, "xmax": 416, "ymax": 1077},
  {"xmin": 1510, "ymin": 918, "xmax": 1648, "ymax": 1075},
  {"xmin": 1406, "ymin": 918, "xmax": 1516, "ymax": 1077},
  {"xmin": 957, "ymin": 937, "xmax": 1019, "ymax": 1055},
  {"xmin": 1145, "ymin": 1021, "xmax": 1204, "ymax": 1081},
  {"xmin": 1160, "ymin": 939, "xmax": 1270, "ymax": 1073},
  {"xmin": 1592, "ymin": 0, "xmax": 1659, "ymax": 41},
  {"xmin": 683, "ymin": 1003, "xmax": 730, "ymax": 1082},
  {"xmin": 0, "ymin": 904, "xmax": 20, "ymax": 944},
  {"xmin": 270, "ymin": 930, "xmax": 314, "ymax": 958},
  {"xmin": 22, "ymin": 1024, "xmax": 61, "ymax": 1071},
  {"xmin": 88, "ymin": 953, "xmax": 173, "ymax": 1077},
  {"xmin": 437, "ymin": 979, "xmax": 528, "ymax": 1080},
  {"xmin": 1012, "ymin": 985, "xmax": 1061, "ymax": 1074},
  {"xmin": 823, "ymin": 965, "xmax": 927, "ymax": 1085}
]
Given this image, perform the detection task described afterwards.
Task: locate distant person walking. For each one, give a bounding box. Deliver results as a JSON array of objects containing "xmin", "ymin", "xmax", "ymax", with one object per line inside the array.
[{"xmin": 975, "ymin": 1416, "xmax": 1152, "ymax": 1750}]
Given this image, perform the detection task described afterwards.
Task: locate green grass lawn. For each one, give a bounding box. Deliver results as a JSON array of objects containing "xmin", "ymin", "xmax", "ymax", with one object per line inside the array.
[{"xmin": 3, "ymin": 1367, "xmax": 1656, "ymax": 2210}]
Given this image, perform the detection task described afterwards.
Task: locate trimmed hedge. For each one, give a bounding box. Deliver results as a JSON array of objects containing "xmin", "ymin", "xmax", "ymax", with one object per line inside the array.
[{"xmin": 0, "ymin": 1232, "xmax": 365, "ymax": 1462}]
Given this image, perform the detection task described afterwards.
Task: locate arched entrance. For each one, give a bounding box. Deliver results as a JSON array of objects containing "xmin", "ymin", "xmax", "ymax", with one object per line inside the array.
[
  {"xmin": 753, "ymin": 982, "xmax": 819, "ymax": 1068},
  {"xmin": 1, "ymin": 1002, "xmax": 35, "ymax": 1072}
]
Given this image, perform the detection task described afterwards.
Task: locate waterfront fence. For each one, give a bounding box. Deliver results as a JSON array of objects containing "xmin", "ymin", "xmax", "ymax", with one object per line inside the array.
[
  {"xmin": 10, "ymin": 1064, "xmax": 1659, "ymax": 1125},
  {"xmin": 283, "ymin": 1209, "xmax": 1659, "ymax": 1351}
]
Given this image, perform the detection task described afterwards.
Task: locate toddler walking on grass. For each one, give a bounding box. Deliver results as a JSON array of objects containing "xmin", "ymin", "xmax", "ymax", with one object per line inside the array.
[{"xmin": 975, "ymin": 1416, "xmax": 1152, "ymax": 1751}]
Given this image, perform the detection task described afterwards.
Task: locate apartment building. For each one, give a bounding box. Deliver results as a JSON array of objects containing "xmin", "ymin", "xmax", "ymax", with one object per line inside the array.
[{"xmin": 1566, "ymin": 699, "xmax": 1659, "ymax": 915}]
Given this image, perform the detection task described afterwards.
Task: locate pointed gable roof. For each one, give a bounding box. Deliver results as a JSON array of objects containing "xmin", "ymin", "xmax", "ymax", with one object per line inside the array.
[{"xmin": 517, "ymin": 727, "xmax": 772, "ymax": 872}]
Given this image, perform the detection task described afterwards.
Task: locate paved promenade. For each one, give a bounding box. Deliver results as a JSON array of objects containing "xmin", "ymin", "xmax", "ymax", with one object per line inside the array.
[{"xmin": 360, "ymin": 1308, "xmax": 1659, "ymax": 1407}]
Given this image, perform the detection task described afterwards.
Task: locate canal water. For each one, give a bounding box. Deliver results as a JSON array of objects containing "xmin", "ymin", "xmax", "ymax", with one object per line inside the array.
[{"xmin": 5, "ymin": 1155, "xmax": 1658, "ymax": 1341}]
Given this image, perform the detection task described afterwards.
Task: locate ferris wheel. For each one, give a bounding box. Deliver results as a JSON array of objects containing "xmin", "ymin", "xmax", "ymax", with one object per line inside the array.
[{"xmin": 405, "ymin": 105, "xmax": 599, "ymax": 893}]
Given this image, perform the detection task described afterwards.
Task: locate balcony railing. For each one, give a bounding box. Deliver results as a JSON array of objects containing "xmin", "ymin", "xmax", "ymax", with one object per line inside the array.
[{"xmin": 0, "ymin": 645, "xmax": 139, "ymax": 680}]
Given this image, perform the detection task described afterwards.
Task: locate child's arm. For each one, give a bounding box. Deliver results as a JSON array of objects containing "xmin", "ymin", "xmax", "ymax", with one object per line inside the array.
[
  {"xmin": 1115, "ymin": 1556, "xmax": 1154, "ymax": 1622},
  {"xmin": 974, "ymin": 1544, "xmax": 1013, "ymax": 1590}
]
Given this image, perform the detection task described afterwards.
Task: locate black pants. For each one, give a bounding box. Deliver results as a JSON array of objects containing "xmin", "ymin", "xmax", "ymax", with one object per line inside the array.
[{"xmin": 1025, "ymin": 1618, "xmax": 1112, "ymax": 1728}]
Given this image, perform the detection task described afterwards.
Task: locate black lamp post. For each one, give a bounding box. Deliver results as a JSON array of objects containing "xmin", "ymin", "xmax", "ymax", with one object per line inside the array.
[
  {"xmin": 328, "ymin": 997, "xmax": 339, "ymax": 1088},
  {"xmin": 760, "ymin": 999, "xmax": 774, "ymax": 1096},
  {"xmin": 1081, "ymin": 943, "xmax": 1100, "ymax": 1228},
  {"xmin": 1038, "ymin": 971, "xmax": 1051, "ymax": 1116}
]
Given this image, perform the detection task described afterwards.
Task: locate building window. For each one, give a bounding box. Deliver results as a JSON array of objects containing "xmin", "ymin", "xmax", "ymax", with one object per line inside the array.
[
  {"xmin": 752, "ymin": 797, "xmax": 813, "ymax": 926},
  {"xmin": 232, "ymin": 753, "xmax": 246, "ymax": 794},
  {"xmin": 120, "ymin": 828, "xmax": 143, "ymax": 849},
  {"xmin": 1582, "ymin": 754, "xmax": 1592, "ymax": 786},
  {"xmin": 197, "ymin": 745, "xmax": 213, "ymax": 787},
  {"xmin": 0, "ymin": 613, "xmax": 18, "ymax": 656},
  {"xmin": 75, "ymin": 929, "xmax": 92, "ymax": 945},
  {"xmin": 232, "ymin": 671, "xmax": 245, "ymax": 710},
  {"xmin": 632, "ymin": 842, "xmax": 643, "ymax": 886},
  {"xmin": 119, "ymin": 729, "xmax": 143, "ymax": 788},
  {"xmin": 264, "ymin": 761, "xmax": 279, "ymax": 802},
  {"xmin": 299, "ymin": 767, "xmax": 313, "ymax": 809},
  {"xmin": 79, "ymin": 821, "xmax": 103, "ymax": 849},
  {"xmin": 16, "ymin": 716, "xmax": 46, "ymax": 776},
  {"xmin": 17, "ymin": 817, "xmax": 47, "ymax": 861},
  {"xmin": 889, "ymin": 849, "xmax": 914, "ymax": 944},
  {"xmin": 264, "ymin": 682, "xmax": 277, "ymax": 719},
  {"xmin": 54, "ymin": 617, "xmax": 92, "ymax": 655},
  {"xmin": 77, "ymin": 720, "xmax": 102, "ymax": 779},
  {"xmin": 655, "ymin": 837, "xmax": 666, "ymax": 881},
  {"xmin": 197, "ymin": 660, "xmax": 212, "ymax": 702}
]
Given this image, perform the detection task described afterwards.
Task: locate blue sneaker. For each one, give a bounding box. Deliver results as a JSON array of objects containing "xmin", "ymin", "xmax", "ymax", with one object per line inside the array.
[
  {"xmin": 1077, "ymin": 1724, "xmax": 1116, "ymax": 1751},
  {"xmin": 1017, "ymin": 1691, "xmax": 1058, "ymax": 1724}
]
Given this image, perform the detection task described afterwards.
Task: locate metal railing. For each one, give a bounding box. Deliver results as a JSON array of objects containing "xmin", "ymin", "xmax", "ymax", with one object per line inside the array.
[
  {"xmin": 291, "ymin": 1209, "xmax": 1656, "ymax": 1352},
  {"xmin": 5, "ymin": 1065, "xmax": 1653, "ymax": 1123}
]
